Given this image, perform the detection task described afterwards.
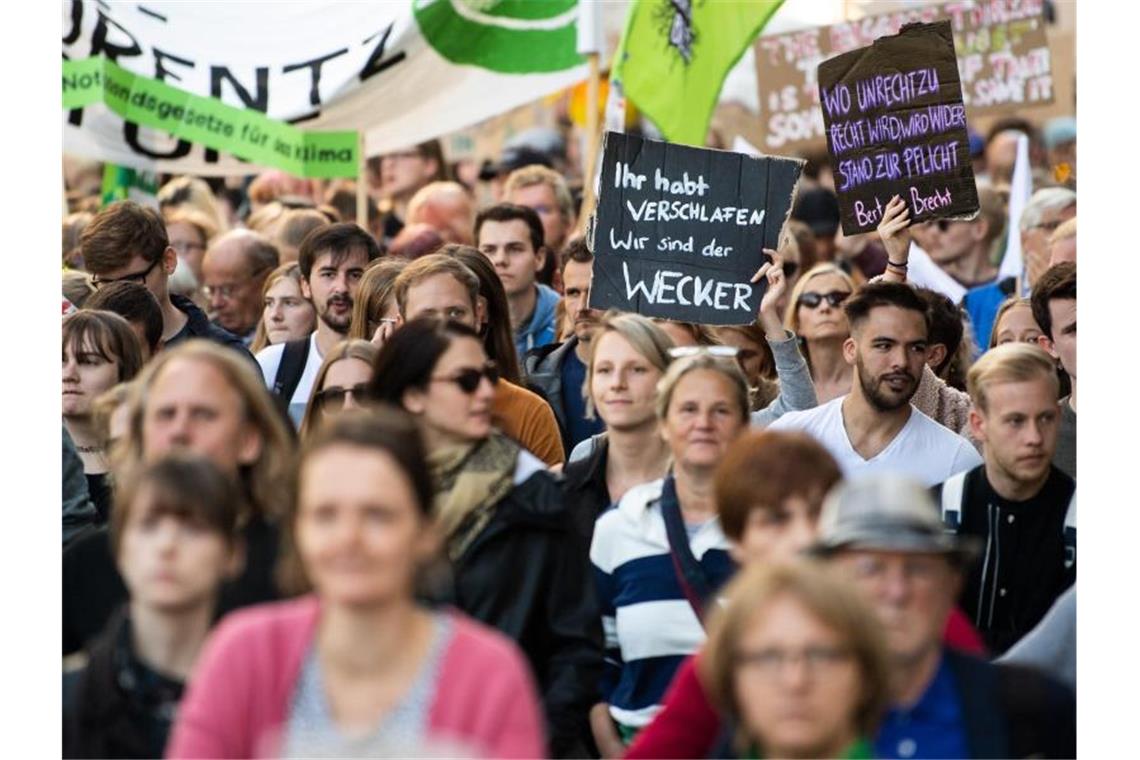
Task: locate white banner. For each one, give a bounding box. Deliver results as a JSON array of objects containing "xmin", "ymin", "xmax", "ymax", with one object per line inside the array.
[{"xmin": 62, "ymin": 0, "xmax": 588, "ymax": 175}]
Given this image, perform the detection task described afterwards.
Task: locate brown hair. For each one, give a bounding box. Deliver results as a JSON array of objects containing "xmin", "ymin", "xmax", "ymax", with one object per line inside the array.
[
  {"xmin": 111, "ymin": 453, "xmax": 244, "ymax": 557},
  {"xmin": 700, "ymin": 561, "xmax": 892, "ymax": 751},
  {"xmin": 85, "ymin": 281, "xmax": 164, "ymax": 356},
  {"xmin": 988, "ymin": 297, "xmax": 1037, "ymax": 349},
  {"xmin": 1030, "ymin": 262, "xmax": 1076, "ymax": 340},
  {"xmin": 715, "ymin": 431, "xmax": 842, "ymax": 542},
  {"xmin": 81, "ymin": 201, "xmax": 170, "ymax": 274},
  {"xmin": 394, "ymin": 253, "xmax": 480, "ymax": 318},
  {"xmin": 249, "ymin": 263, "xmax": 315, "ymax": 353},
  {"xmin": 438, "ymin": 245, "xmax": 522, "ymax": 384},
  {"xmin": 62, "ymin": 310, "xmax": 145, "ymax": 384},
  {"xmin": 124, "ymin": 341, "xmax": 296, "ymax": 520},
  {"xmin": 163, "ymin": 207, "xmax": 220, "ymax": 248},
  {"xmin": 276, "ymin": 209, "xmax": 331, "ymax": 259},
  {"xmin": 349, "ymin": 258, "xmax": 408, "ymax": 340},
  {"xmin": 278, "ymin": 406, "xmax": 434, "ymax": 594},
  {"xmin": 298, "ymin": 339, "xmax": 381, "ymax": 440}
]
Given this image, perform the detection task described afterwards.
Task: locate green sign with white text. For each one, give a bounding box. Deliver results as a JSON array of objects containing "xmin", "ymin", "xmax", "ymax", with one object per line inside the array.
[{"xmin": 62, "ymin": 57, "xmax": 358, "ymax": 178}]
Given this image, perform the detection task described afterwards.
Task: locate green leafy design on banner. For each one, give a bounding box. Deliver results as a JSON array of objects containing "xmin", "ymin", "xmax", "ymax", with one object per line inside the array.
[{"xmin": 63, "ymin": 57, "xmax": 359, "ymax": 178}]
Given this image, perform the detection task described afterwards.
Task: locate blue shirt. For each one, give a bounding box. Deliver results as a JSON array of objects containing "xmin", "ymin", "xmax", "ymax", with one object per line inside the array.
[
  {"xmin": 561, "ymin": 348, "xmax": 605, "ymax": 450},
  {"xmin": 963, "ymin": 277, "xmax": 1016, "ymax": 355},
  {"xmin": 875, "ymin": 654, "xmax": 968, "ymax": 760}
]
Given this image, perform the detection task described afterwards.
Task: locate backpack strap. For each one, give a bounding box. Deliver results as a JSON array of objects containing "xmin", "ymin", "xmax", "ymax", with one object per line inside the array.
[
  {"xmin": 272, "ymin": 338, "xmax": 311, "ymax": 403},
  {"xmin": 1063, "ymin": 488, "xmax": 1076, "ymax": 569},
  {"xmin": 940, "ymin": 470, "xmax": 968, "ymax": 531},
  {"xmin": 659, "ymin": 476, "xmax": 714, "ymax": 626}
]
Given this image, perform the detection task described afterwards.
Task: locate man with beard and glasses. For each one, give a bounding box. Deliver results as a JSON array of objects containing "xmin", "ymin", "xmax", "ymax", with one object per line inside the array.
[
  {"xmin": 255, "ymin": 223, "xmax": 379, "ymax": 425},
  {"xmin": 771, "ymin": 282, "xmax": 981, "ymax": 485},
  {"xmin": 523, "ymin": 240, "xmax": 605, "ymax": 452}
]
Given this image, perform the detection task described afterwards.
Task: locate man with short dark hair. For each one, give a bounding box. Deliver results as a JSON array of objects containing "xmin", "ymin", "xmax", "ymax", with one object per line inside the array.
[
  {"xmin": 255, "ymin": 223, "xmax": 380, "ymax": 425},
  {"xmin": 475, "ymin": 203, "xmax": 560, "ymax": 360},
  {"xmin": 80, "ymin": 201, "xmax": 249, "ymax": 356},
  {"xmin": 84, "ymin": 281, "xmax": 164, "ymax": 360},
  {"xmin": 818, "ymin": 476, "xmax": 1075, "ymax": 759},
  {"xmin": 1032, "ymin": 262, "xmax": 1076, "ymax": 480},
  {"xmin": 524, "ymin": 240, "xmax": 604, "ymax": 451},
  {"xmin": 935, "ymin": 343, "xmax": 1075, "ymax": 654},
  {"xmin": 202, "ymin": 230, "xmax": 280, "ymax": 345},
  {"xmin": 770, "ymin": 282, "xmax": 981, "ymax": 484}
]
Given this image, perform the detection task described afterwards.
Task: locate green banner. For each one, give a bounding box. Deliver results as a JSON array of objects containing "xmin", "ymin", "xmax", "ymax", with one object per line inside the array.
[
  {"xmin": 101, "ymin": 164, "xmax": 159, "ymax": 206},
  {"xmin": 63, "ymin": 57, "xmax": 358, "ymax": 178}
]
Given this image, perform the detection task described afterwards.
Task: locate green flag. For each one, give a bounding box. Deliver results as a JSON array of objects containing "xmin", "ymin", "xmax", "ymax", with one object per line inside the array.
[{"xmin": 613, "ymin": 0, "xmax": 784, "ymax": 146}]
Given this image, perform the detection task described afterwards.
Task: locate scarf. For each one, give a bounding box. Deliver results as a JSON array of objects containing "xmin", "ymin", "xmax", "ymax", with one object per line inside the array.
[{"xmin": 428, "ymin": 432, "xmax": 519, "ymax": 561}]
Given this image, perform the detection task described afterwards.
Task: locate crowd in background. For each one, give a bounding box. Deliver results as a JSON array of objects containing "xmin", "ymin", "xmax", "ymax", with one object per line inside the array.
[{"xmin": 60, "ymin": 112, "xmax": 1077, "ymax": 759}]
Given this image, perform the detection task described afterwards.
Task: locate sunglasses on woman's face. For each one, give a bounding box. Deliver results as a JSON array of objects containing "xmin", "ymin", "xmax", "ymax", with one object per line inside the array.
[
  {"xmin": 315, "ymin": 383, "xmax": 368, "ymax": 407},
  {"xmin": 797, "ymin": 290, "xmax": 851, "ymax": 309},
  {"xmin": 431, "ymin": 361, "xmax": 499, "ymax": 394}
]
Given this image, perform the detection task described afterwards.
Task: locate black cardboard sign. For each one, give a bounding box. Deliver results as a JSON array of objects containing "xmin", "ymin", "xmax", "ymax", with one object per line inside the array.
[
  {"xmin": 588, "ymin": 131, "xmax": 803, "ymax": 325},
  {"xmin": 818, "ymin": 20, "xmax": 979, "ymax": 235}
]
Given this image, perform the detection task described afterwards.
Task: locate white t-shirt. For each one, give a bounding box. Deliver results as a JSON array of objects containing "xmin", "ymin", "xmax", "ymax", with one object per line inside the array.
[
  {"xmin": 769, "ymin": 396, "xmax": 983, "ymax": 486},
  {"xmin": 255, "ymin": 333, "xmax": 323, "ymax": 427}
]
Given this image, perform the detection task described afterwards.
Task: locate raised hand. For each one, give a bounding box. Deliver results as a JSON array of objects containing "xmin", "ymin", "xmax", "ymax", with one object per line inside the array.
[
  {"xmin": 877, "ymin": 195, "xmax": 912, "ymax": 282},
  {"xmin": 751, "ymin": 248, "xmax": 788, "ymax": 339}
]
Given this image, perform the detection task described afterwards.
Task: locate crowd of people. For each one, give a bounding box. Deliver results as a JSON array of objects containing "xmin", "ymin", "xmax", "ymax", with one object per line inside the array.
[{"xmin": 61, "ymin": 116, "xmax": 1077, "ymax": 759}]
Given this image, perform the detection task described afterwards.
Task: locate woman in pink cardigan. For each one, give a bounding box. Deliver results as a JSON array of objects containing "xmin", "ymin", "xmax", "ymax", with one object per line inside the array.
[{"xmin": 166, "ymin": 409, "xmax": 545, "ymax": 759}]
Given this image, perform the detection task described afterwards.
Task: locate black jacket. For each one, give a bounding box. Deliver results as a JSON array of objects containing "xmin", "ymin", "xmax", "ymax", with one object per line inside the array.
[
  {"xmin": 436, "ymin": 466, "xmax": 604, "ymax": 758},
  {"xmin": 166, "ymin": 293, "xmax": 254, "ymax": 360},
  {"xmin": 561, "ymin": 434, "xmax": 614, "ymax": 544},
  {"xmin": 523, "ymin": 338, "xmax": 578, "ymax": 451},
  {"xmin": 62, "ymin": 515, "xmax": 280, "ymax": 656},
  {"xmin": 63, "ymin": 609, "xmax": 184, "ymax": 759},
  {"xmin": 943, "ymin": 649, "xmax": 1076, "ymax": 758}
]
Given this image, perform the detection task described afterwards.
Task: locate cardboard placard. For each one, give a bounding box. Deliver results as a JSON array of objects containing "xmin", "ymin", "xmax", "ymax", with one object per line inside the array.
[
  {"xmin": 588, "ymin": 131, "xmax": 803, "ymax": 325},
  {"xmin": 754, "ymin": 0, "xmax": 1054, "ymax": 155},
  {"xmin": 818, "ymin": 21, "xmax": 979, "ymax": 235}
]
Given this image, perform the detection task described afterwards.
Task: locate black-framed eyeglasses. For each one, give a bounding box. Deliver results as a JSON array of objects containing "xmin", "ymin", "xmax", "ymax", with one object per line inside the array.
[
  {"xmin": 314, "ymin": 383, "xmax": 368, "ymax": 408},
  {"xmin": 797, "ymin": 290, "xmax": 851, "ymax": 309},
  {"xmin": 90, "ymin": 258, "xmax": 161, "ymax": 289},
  {"xmin": 430, "ymin": 361, "xmax": 499, "ymax": 394}
]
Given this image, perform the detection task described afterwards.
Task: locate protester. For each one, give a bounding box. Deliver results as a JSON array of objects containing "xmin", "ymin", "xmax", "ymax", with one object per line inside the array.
[
  {"xmin": 256, "ymin": 223, "xmax": 380, "ymax": 425},
  {"xmin": 202, "ymin": 230, "xmax": 280, "ymax": 345},
  {"xmin": 405, "ymin": 181, "xmax": 476, "ymax": 245},
  {"xmin": 713, "ymin": 323, "xmax": 779, "ymax": 410},
  {"xmin": 81, "ymin": 201, "xmax": 250, "ymax": 355},
  {"xmin": 348, "ymin": 257, "xmax": 408, "ymax": 343},
  {"xmin": 375, "ymin": 139, "xmax": 448, "ymax": 241},
  {"xmin": 63, "ymin": 455, "xmax": 244, "ymax": 759},
  {"xmin": 784, "ymin": 263, "xmax": 857, "ymax": 403},
  {"xmin": 249, "ymin": 263, "xmax": 317, "ymax": 354},
  {"xmin": 989, "ymin": 297, "xmax": 1043, "ymax": 348},
  {"xmin": 1020, "ymin": 187, "xmax": 1077, "ymax": 289},
  {"xmin": 700, "ymin": 561, "xmax": 891, "ymax": 760},
  {"xmin": 523, "ymin": 240, "xmax": 605, "ymax": 452},
  {"xmin": 63, "ymin": 341, "xmax": 294, "ymax": 656},
  {"xmin": 589, "ymin": 353, "xmax": 748, "ymax": 748},
  {"xmin": 164, "ymin": 207, "xmax": 219, "ymax": 284},
  {"xmin": 935, "ymin": 343, "xmax": 1075, "ymax": 654},
  {"xmin": 424, "ymin": 246, "xmax": 567, "ymax": 466},
  {"xmin": 63, "ymin": 211, "xmax": 94, "ymax": 270},
  {"xmin": 1048, "ymin": 217, "xmax": 1076, "ymax": 268},
  {"xmin": 816, "ymin": 477, "xmax": 1075, "ymax": 758},
  {"xmin": 504, "ymin": 164, "xmax": 578, "ymax": 289},
  {"xmin": 63, "ymin": 311, "xmax": 145, "ymax": 523},
  {"xmin": 475, "ymin": 203, "xmax": 560, "ymax": 360},
  {"xmin": 561, "ymin": 313, "xmax": 675, "ymax": 541},
  {"xmin": 770, "ymin": 282, "xmax": 982, "ymax": 484},
  {"xmin": 923, "ymin": 183, "xmax": 1004, "ymax": 292},
  {"xmin": 297, "ymin": 339, "xmax": 378, "ymax": 439},
  {"xmin": 85, "ymin": 282, "xmax": 165, "ymax": 361},
  {"xmin": 367, "ymin": 319, "xmax": 602, "ymax": 755},
  {"xmin": 273, "ymin": 208, "xmax": 330, "ymax": 264},
  {"xmin": 1031, "ymin": 263, "xmax": 1076, "ymax": 480},
  {"xmin": 167, "ymin": 409, "xmax": 545, "ymax": 758}
]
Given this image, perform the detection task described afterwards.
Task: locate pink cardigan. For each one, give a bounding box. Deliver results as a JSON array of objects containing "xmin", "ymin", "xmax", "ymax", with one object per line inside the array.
[{"xmin": 165, "ymin": 596, "xmax": 546, "ymax": 759}]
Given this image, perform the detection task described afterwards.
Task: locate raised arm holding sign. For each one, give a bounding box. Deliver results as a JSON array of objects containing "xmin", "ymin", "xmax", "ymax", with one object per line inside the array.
[{"xmin": 588, "ymin": 132, "xmax": 803, "ymax": 326}]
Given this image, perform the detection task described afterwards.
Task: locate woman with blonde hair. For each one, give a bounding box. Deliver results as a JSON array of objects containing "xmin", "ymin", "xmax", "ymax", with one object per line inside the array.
[
  {"xmin": 989, "ymin": 296, "xmax": 1043, "ymax": 349},
  {"xmin": 250, "ymin": 263, "xmax": 317, "ymax": 353},
  {"xmin": 700, "ymin": 561, "xmax": 891, "ymax": 759},
  {"xmin": 348, "ymin": 257, "xmax": 408, "ymax": 343},
  {"xmin": 298, "ymin": 339, "xmax": 379, "ymax": 439},
  {"xmin": 783, "ymin": 262, "xmax": 858, "ymax": 403}
]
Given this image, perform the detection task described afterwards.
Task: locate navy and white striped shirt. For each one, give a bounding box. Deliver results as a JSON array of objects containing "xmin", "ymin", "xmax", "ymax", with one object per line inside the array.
[{"xmin": 589, "ymin": 478, "xmax": 734, "ymax": 729}]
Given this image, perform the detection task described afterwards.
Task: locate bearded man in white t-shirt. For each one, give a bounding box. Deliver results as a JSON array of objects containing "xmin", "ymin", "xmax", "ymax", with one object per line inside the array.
[{"xmin": 770, "ymin": 281, "xmax": 981, "ymax": 485}]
